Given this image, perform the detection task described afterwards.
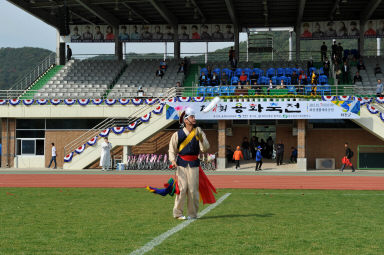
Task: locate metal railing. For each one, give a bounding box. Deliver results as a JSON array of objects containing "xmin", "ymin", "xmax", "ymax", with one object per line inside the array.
[
  {"xmin": 9, "ymin": 52, "xmax": 56, "ymax": 91},
  {"xmin": 63, "ymin": 87, "xmax": 177, "ymax": 157}
]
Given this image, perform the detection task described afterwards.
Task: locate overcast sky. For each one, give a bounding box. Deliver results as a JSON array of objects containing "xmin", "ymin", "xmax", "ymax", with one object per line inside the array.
[{"xmin": 0, "ymin": 0, "xmax": 247, "ymax": 55}]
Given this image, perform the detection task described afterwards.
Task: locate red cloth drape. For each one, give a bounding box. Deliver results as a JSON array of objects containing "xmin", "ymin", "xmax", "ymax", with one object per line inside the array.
[
  {"xmin": 342, "ymin": 156, "xmax": 352, "ymax": 166},
  {"xmin": 178, "ymin": 155, "xmax": 217, "ymax": 204}
]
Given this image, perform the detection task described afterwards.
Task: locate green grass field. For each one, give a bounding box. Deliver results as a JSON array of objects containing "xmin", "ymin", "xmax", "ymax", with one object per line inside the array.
[{"xmin": 1, "ymin": 188, "xmax": 384, "ymax": 255}]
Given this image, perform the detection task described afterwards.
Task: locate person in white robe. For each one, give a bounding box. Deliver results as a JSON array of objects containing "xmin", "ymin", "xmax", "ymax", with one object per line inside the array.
[{"xmin": 100, "ymin": 137, "xmax": 112, "ymax": 170}]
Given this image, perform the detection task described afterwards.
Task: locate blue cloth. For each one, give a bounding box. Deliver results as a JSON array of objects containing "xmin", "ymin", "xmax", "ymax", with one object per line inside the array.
[
  {"xmin": 256, "ymin": 150, "xmax": 262, "ymax": 162},
  {"xmin": 176, "ymin": 129, "xmax": 200, "ymax": 168},
  {"xmin": 292, "ymin": 149, "xmax": 298, "ymax": 157}
]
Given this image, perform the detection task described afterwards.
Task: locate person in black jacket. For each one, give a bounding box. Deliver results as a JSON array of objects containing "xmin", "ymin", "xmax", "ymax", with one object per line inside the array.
[
  {"xmin": 340, "ymin": 142, "xmax": 355, "ymax": 172},
  {"xmin": 276, "ymin": 141, "xmax": 284, "ymax": 166},
  {"xmin": 67, "ymin": 45, "xmax": 72, "ymax": 62}
]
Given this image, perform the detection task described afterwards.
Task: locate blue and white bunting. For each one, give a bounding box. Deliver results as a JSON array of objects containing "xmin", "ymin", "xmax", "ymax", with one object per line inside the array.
[
  {"xmin": 145, "ymin": 98, "xmax": 158, "ymax": 105},
  {"xmin": 140, "ymin": 112, "xmax": 151, "ymax": 122},
  {"xmin": 9, "ymin": 99, "xmax": 20, "ymax": 105},
  {"xmin": 37, "ymin": 99, "xmax": 48, "ymax": 105},
  {"xmin": 22, "ymin": 99, "xmax": 34, "ymax": 106},
  {"xmin": 380, "ymin": 112, "xmax": 384, "ymax": 122},
  {"xmin": 78, "ymin": 99, "xmax": 90, "ymax": 106},
  {"xmin": 131, "ymin": 98, "xmax": 143, "ymax": 105},
  {"xmin": 338, "ymin": 96, "xmax": 352, "ymax": 101},
  {"xmin": 376, "ymin": 97, "xmax": 384, "ymax": 104},
  {"xmin": 112, "ymin": 126, "xmax": 125, "ymax": 134},
  {"xmin": 64, "ymin": 152, "xmax": 74, "ymax": 162},
  {"xmin": 322, "ymin": 95, "xmax": 335, "ymax": 101},
  {"xmin": 92, "ymin": 99, "xmax": 103, "ymax": 105},
  {"xmin": 119, "ymin": 98, "xmax": 130, "ymax": 105},
  {"xmin": 362, "ymin": 97, "xmax": 373, "ymax": 104},
  {"xmin": 152, "ymin": 104, "xmax": 164, "ymax": 114},
  {"xmin": 87, "ymin": 136, "xmax": 98, "ymax": 146},
  {"xmin": 50, "ymin": 99, "xmax": 61, "ymax": 105},
  {"xmin": 367, "ymin": 104, "xmax": 379, "ymax": 114},
  {"xmin": 105, "ymin": 99, "xmax": 116, "ymax": 105},
  {"xmin": 178, "ymin": 97, "xmax": 191, "ymax": 102},
  {"xmin": 127, "ymin": 121, "xmax": 138, "ymax": 131},
  {"xmin": 166, "ymin": 97, "xmax": 178, "ymax": 103},
  {"xmin": 64, "ymin": 99, "xmax": 76, "ymax": 105},
  {"xmin": 99, "ymin": 128, "xmax": 110, "ymax": 137},
  {"xmin": 75, "ymin": 144, "xmax": 86, "ymax": 154},
  {"xmin": 0, "ymin": 99, "xmax": 7, "ymax": 105},
  {"xmin": 193, "ymin": 96, "xmax": 205, "ymax": 102}
]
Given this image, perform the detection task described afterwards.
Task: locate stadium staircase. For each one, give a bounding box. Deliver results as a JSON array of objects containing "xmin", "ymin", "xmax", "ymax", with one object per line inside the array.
[
  {"xmin": 353, "ymin": 102, "xmax": 384, "ymax": 141},
  {"xmin": 63, "ymin": 89, "xmax": 177, "ymax": 170}
]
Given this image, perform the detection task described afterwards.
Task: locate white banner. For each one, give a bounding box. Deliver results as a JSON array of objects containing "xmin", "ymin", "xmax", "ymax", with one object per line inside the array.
[{"xmin": 167, "ymin": 101, "xmax": 360, "ymax": 120}]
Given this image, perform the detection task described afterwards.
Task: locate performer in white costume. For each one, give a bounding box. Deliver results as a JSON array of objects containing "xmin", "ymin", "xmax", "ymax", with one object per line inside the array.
[{"xmin": 100, "ymin": 137, "xmax": 112, "ymax": 171}]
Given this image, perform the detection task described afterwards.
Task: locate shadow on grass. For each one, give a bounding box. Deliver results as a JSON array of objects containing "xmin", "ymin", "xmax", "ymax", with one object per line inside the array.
[{"xmin": 199, "ymin": 213, "xmax": 274, "ymax": 220}]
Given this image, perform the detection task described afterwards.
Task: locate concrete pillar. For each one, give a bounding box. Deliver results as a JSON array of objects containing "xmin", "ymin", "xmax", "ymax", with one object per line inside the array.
[
  {"xmin": 295, "ymin": 26, "xmax": 301, "ymax": 61},
  {"xmin": 289, "ymin": 31, "xmax": 293, "ymax": 61},
  {"xmin": 123, "ymin": 146, "xmax": 131, "ymax": 165},
  {"xmin": 205, "ymin": 42, "xmax": 208, "ymax": 64},
  {"xmin": 217, "ymin": 120, "xmax": 227, "ymax": 169},
  {"xmin": 377, "ymin": 38, "xmax": 381, "ymax": 56},
  {"xmin": 1, "ymin": 118, "xmax": 16, "ymax": 168},
  {"xmin": 234, "ymin": 26, "xmax": 240, "ymax": 62},
  {"xmin": 56, "ymin": 30, "xmax": 66, "ymax": 65},
  {"xmin": 115, "ymin": 26, "xmax": 123, "ymax": 61},
  {"xmin": 174, "ymin": 26, "xmax": 180, "ymax": 60},
  {"xmin": 164, "ymin": 42, "xmax": 168, "ymax": 60},
  {"xmin": 297, "ymin": 119, "xmax": 307, "ymax": 171},
  {"xmin": 358, "ymin": 20, "xmax": 365, "ymax": 57}
]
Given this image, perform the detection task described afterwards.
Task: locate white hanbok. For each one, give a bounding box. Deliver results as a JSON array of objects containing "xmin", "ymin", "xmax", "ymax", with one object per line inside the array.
[{"xmin": 100, "ymin": 142, "xmax": 112, "ymax": 169}]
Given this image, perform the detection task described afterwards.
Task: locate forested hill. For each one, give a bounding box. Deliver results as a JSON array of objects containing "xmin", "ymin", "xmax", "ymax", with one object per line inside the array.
[{"xmin": 0, "ymin": 47, "xmax": 52, "ymax": 89}]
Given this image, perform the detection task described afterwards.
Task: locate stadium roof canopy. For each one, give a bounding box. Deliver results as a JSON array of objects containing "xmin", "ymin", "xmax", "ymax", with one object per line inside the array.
[{"xmin": 8, "ymin": 0, "xmax": 384, "ymax": 29}]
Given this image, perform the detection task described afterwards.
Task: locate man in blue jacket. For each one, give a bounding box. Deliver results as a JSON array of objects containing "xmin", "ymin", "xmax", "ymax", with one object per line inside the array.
[{"xmin": 255, "ymin": 146, "xmax": 263, "ymax": 171}]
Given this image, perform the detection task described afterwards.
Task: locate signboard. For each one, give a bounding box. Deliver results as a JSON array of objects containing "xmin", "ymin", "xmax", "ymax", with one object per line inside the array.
[
  {"xmin": 300, "ymin": 20, "xmax": 384, "ymax": 39},
  {"xmin": 166, "ymin": 101, "xmax": 360, "ymax": 120},
  {"xmin": 68, "ymin": 24, "xmax": 234, "ymax": 43}
]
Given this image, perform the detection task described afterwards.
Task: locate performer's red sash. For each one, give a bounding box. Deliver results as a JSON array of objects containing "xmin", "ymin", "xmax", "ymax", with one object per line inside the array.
[
  {"xmin": 178, "ymin": 155, "xmax": 217, "ymax": 204},
  {"xmin": 342, "ymin": 156, "xmax": 352, "ymax": 166}
]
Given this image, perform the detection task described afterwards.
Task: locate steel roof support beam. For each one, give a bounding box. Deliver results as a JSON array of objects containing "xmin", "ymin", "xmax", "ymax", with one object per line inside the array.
[
  {"xmin": 191, "ymin": 0, "xmax": 207, "ymax": 23},
  {"xmin": 296, "ymin": 0, "xmax": 306, "ymax": 26},
  {"xmin": 361, "ymin": 0, "xmax": 383, "ymax": 24},
  {"xmin": 147, "ymin": 0, "xmax": 178, "ymax": 28},
  {"xmin": 122, "ymin": 3, "xmax": 150, "ymax": 24},
  {"xmin": 7, "ymin": 0, "xmax": 58, "ymax": 28},
  {"xmin": 75, "ymin": 0, "xmax": 119, "ymax": 27},
  {"xmin": 329, "ymin": 0, "xmax": 339, "ymax": 19},
  {"xmin": 224, "ymin": 0, "xmax": 238, "ymax": 27}
]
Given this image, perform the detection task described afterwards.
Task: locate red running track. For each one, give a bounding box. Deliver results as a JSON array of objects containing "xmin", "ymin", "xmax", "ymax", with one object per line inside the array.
[{"xmin": 1, "ymin": 174, "xmax": 384, "ymax": 190}]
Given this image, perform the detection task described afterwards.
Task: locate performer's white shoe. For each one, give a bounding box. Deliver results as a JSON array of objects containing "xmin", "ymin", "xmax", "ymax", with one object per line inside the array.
[
  {"xmin": 175, "ymin": 216, "xmax": 186, "ymax": 220},
  {"xmin": 187, "ymin": 216, "xmax": 197, "ymax": 220}
]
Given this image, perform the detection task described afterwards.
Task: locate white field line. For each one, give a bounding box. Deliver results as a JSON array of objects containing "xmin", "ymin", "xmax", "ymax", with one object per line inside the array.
[
  {"xmin": 238, "ymin": 192, "xmax": 384, "ymax": 196},
  {"xmin": 129, "ymin": 193, "xmax": 231, "ymax": 255}
]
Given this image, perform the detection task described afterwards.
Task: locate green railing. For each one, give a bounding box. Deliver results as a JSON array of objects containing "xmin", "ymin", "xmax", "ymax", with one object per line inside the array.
[{"xmin": 358, "ymin": 145, "xmax": 384, "ymax": 170}]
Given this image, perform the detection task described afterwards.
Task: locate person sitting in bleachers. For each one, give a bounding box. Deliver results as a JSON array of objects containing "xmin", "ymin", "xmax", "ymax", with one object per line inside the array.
[
  {"xmin": 357, "ymin": 59, "xmax": 366, "ymax": 71},
  {"xmin": 206, "ymin": 64, "xmax": 212, "ymax": 77},
  {"xmin": 267, "ymin": 79, "xmax": 274, "ymax": 95},
  {"xmin": 291, "ymin": 71, "xmax": 298, "ymax": 85},
  {"xmin": 244, "ymin": 81, "xmax": 251, "ymax": 90},
  {"xmin": 299, "ymin": 71, "xmax": 308, "ymax": 85},
  {"xmin": 137, "ymin": 86, "xmax": 145, "ymax": 97},
  {"xmin": 374, "ymin": 63, "xmax": 382, "ymax": 76},
  {"xmin": 253, "ymin": 81, "xmax": 262, "ymax": 95},
  {"xmin": 211, "ymin": 72, "xmax": 220, "ymax": 86},
  {"xmin": 177, "ymin": 61, "xmax": 185, "ymax": 73},
  {"xmin": 235, "ymin": 81, "xmax": 244, "ymax": 96},
  {"xmin": 239, "ymin": 71, "xmax": 248, "ymax": 85},
  {"xmin": 176, "ymin": 81, "xmax": 181, "ymax": 87},
  {"xmin": 199, "ymin": 72, "xmax": 208, "ymax": 86},
  {"xmin": 276, "ymin": 79, "xmax": 285, "ymax": 89},
  {"xmin": 156, "ymin": 67, "xmax": 164, "ymax": 79},
  {"xmin": 221, "ymin": 72, "xmax": 229, "ymax": 85},
  {"xmin": 250, "ymin": 71, "xmax": 258, "ymax": 84},
  {"xmin": 353, "ymin": 72, "xmax": 363, "ymax": 84},
  {"xmin": 160, "ymin": 60, "xmax": 167, "ymax": 71}
]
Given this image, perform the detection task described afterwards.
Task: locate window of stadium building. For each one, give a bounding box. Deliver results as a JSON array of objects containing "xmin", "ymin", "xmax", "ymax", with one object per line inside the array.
[
  {"xmin": 16, "ymin": 120, "xmax": 45, "ymax": 156},
  {"xmin": 16, "ymin": 139, "xmax": 44, "ymax": 156}
]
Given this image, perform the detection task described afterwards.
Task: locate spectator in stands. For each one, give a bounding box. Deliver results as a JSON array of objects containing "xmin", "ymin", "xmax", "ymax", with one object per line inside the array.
[
  {"xmin": 357, "ymin": 59, "xmax": 366, "ymax": 71},
  {"xmin": 163, "ymin": 25, "xmax": 174, "ymax": 40},
  {"xmin": 200, "ymin": 25, "xmax": 211, "ymax": 40},
  {"xmin": 377, "ymin": 20, "xmax": 384, "ymax": 36},
  {"xmin": 224, "ymin": 25, "xmax": 234, "ymax": 40},
  {"xmin": 375, "ymin": 63, "xmax": 382, "ymax": 76},
  {"xmin": 71, "ymin": 26, "xmax": 81, "ymax": 40},
  {"xmin": 119, "ymin": 26, "xmax": 129, "ymax": 40},
  {"xmin": 153, "ymin": 26, "xmax": 163, "ymax": 40},
  {"xmin": 301, "ymin": 23, "xmax": 312, "ymax": 38},
  {"xmin": 331, "ymin": 41, "xmax": 338, "ymax": 62},
  {"xmin": 364, "ymin": 21, "xmax": 377, "ymax": 36},
  {"xmin": 176, "ymin": 81, "xmax": 181, "ymax": 87},
  {"xmin": 221, "ymin": 72, "xmax": 229, "ymax": 85},
  {"xmin": 377, "ymin": 79, "xmax": 383, "ymax": 96},
  {"xmin": 244, "ymin": 81, "xmax": 251, "ymax": 90},
  {"xmin": 94, "ymin": 26, "xmax": 104, "ymax": 40},
  {"xmin": 177, "ymin": 61, "xmax": 185, "ymax": 73},
  {"xmin": 233, "ymin": 146, "xmax": 244, "ymax": 170},
  {"xmin": 229, "ymin": 46, "xmax": 235, "ymax": 62},
  {"xmin": 191, "ymin": 25, "xmax": 200, "ymax": 39},
  {"xmin": 211, "ymin": 72, "xmax": 220, "ymax": 86},
  {"xmin": 160, "ymin": 60, "xmax": 167, "ymax": 71},
  {"xmin": 137, "ymin": 86, "xmax": 145, "ymax": 96},
  {"xmin": 66, "ymin": 45, "xmax": 72, "ymax": 62},
  {"xmin": 342, "ymin": 61, "xmax": 350, "ymax": 84},
  {"xmin": 212, "ymin": 25, "xmax": 224, "ymax": 40},
  {"xmin": 276, "ymin": 141, "xmax": 284, "ymax": 166},
  {"xmin": 337, "ymin": 43, "xmax": 343, "ymax": 62},
  {"xmin": 83, "ymin": 25, "xmax": 93, "ymax": 40},
  {"xmin": 242, "ymin": 137, "xmax": 250, "ymax": 160},
  {"xmin": 320, "ymin": 42, "xmax": 327, "ymax": 62},
  {"xmin": 337, "ymin": 22, "xmax": 348, "ymax": 37},
  {"xmin": 323, "ymin": 57, "xmax": 330, "ymax": 77},
  {"xmin": 130, "ymin": 25, "xmax": 141, "ymax": 40},
  {"xmin": 290, "ymin": 147, "xmax": 298, "ymax": 163},
  {"xmin": 267, "ymin": 79, "xmax": 274, "ymax": 95},
  {"xmin": 141, "ymin": 25, "xmax": 152, "ymax": 40},
  {"xmin": 199, "ymin": 72, "xmax": 208, "ymax": 86},
  {"xmin": 307, "ymin": 58, "xmax": 314, "ymax": 74},
  {"xmin": 277, "ymin": 79, "xmax": 285, "ymax": 89},
  {"xmin": 312, "ymin": 23, "xmax": 324, "ymax": 38},
  {"xmin": 106, "ymin": 26, "xmax": 115, "ymax": 40},
  {"xmin": 239, "ymin": 71, "xmax": 248, "ymax": 85},
  {"xmin": 250, "ymin": 136, "xmax": 258, "ymax": 160},
  {"xmin": 349, "ymin": 21, "xmax": 360, "ymax": 36},
  {"xmin": 291, "ymin": 71, "xmax": 298, "ymax": 85},
  {"xmin": 254, "ymin": 81, "xmax": 262, "ymax": 95},
  {"xmin": 179, "ymin": 25, "xmax": 189, "ymax": 40},
  {"xmin": 353, "ymin": 72, "xmax": 363, "ymax": 84},
  {"xmin": 156, "ymin": 67, "xmax": 164, "ymax": 79},
  {"xmin": 310, "ymin": 70, "xmax": 317, "ymax": 85},
  {"xmin": 325, "ymin": 22, "xmax": 337, "ymax": 37},
  {"xmin": 230, "ymin": 57, "xmax": 238, "ymax": 70},
  {"xmin": 250, "ymin": 71, "xmax": 258, "ymax": 84},
  {"xmin": 299, "ymin": 71, "xmax": 307, "ymax": 85},
  {"xmin": 206, "ymin": 65, "xmax": 212, "ymax": 77}
]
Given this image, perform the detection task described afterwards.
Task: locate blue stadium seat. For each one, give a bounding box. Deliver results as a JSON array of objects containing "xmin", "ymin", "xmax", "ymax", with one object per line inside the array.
[
  {"xmin": 220, "ymin": 86, "xmax": 229, "ymax": 96},
  {"xmin": 319, "ymin": 75, "xmax": 328, "ymax": 85},
  {"xmin": 200, "ymin": 68, "xmax": 208, "ymax": 75},
  {"xmin": 231, "ymin": 76, "xmax": 239, "ymax": 85},
  {"xmin": 253, "ymin": 68, "xmax": 263, "ymax": 77},
  {"xmin": 277, "ymin": 68, "xmax": 285, "ymax": 77},
  {"xmin": 205, "ymin": 86, "xmax": 213, "ymax": 96},
  {"xmin": 309, "ymin": 67, "xmax": 316, "ymax": 74},
  {"xmin": 196, "ymin": 86, "xmax": 206, "ymax": 96},
  {"xmin": 266, "ymin": 68, "xmax": 275, "ymax": 78},
  {"xmin": 287, "ymin": 85, "xmax": 297, "ymax": 95},
  {"xmin": 229, "ymin": 85, "xmax": 236, "ymax": 95},
  {"xmin": 212, "ymin": 86, "xmax": 220, "ymax": 96},
  {"xmin": 272, "ymin": 76, "xmax": 278, "ymax": 85},
  {"xmin": 322, "ymin": 84, "xmax": 331, "ymax": 95},
  {"xmin": 234, "ymin": 70, "xmax": 242, "ymax": 77},
  {"xmin": 243, "ymin": 68, "xmax": 252, "ymax": 76},
  {"xmin": 213, "ymin": 68, "xmax": 221, "ymax": 75},
  {"xmin": 285, "ymin": 68, "xmax": 293, "ymax": 77}
]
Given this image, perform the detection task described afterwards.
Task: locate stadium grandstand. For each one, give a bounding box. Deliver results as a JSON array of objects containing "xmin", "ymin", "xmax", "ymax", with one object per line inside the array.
[{"xmin": 1, "ymin": 0, "xmax": 384, "ymax": 172}]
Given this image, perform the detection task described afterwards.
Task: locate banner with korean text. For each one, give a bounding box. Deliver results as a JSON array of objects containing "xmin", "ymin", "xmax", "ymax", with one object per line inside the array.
[{"xmin": 166, "ymin": 101, "xmax": 360, "ymax": 120}]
